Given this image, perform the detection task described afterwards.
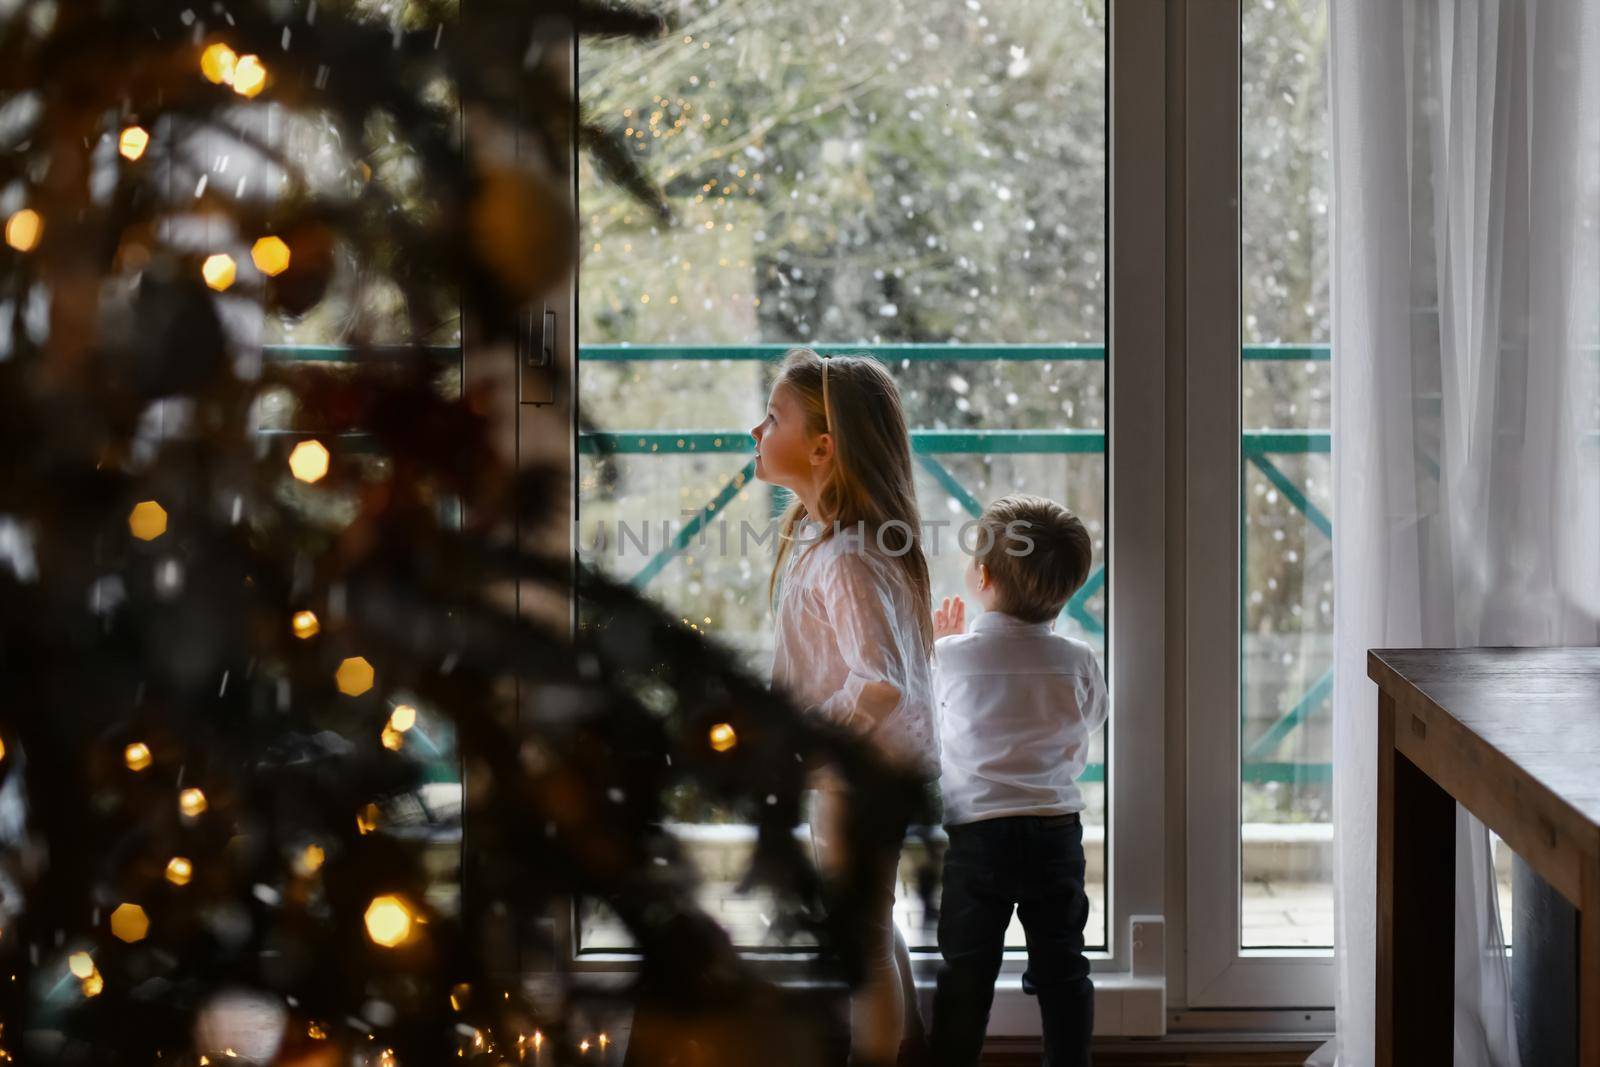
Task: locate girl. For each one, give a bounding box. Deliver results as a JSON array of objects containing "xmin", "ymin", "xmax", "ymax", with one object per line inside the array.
[{"xmin": 751, "ymin": 347, "xmax": 937, "ymax": 1066}]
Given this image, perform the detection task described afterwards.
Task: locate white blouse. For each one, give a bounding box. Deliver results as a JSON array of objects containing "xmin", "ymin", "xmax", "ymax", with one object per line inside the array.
[{"xmin": 771, "ymin": 522, "xmax": 939, "ymax": 776}]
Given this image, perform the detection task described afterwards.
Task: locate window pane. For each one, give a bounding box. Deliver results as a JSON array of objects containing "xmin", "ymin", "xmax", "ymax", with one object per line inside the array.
[
  {"xmin": 579, "ymin": 0, "xmax": 1107, "ymax": 952},
  {"xmin": 1240, "ymin": 0, "xmax": 1333, "ymax": 950}
]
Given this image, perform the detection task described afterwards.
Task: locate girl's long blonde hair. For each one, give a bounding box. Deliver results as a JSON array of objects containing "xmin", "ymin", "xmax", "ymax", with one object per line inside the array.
[{"xmin": 766, "ymin": 347, "xmax": 934, "ymax": 652}]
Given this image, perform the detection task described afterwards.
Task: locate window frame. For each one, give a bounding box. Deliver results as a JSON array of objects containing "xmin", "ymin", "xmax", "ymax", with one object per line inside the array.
[
  {"xmin": 1181, "ymin": 0, "xmax": 1334, "ymax": 1010},
  {"xmin": 536, "ymin": 0, "xmax": 1336, "ymax": 1033}
]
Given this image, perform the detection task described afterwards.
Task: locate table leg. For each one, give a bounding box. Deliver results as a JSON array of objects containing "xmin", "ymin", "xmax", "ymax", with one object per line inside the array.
[
  {"xmin": 1582, "ymin": 864, "xmax": 1600, "ymax": 1066},
  {"xmin": 1376, "ymin": 691, "xmax": 1455, "ymax": 1066}
]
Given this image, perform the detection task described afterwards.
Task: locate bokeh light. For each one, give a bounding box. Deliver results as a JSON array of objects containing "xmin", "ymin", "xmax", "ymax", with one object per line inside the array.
[
  {"xmin": 288, "ymin": 439, "xmax": 330, "ymax": 483},
  {"xmin": 110, "ymin": 903, "xmax": 149, "ymax": 943},
  {"xmin": 708, "ymin": 722, "xmax": 737, "ymax": 752},
  {"xmin": 128, "ymin": 500, "xmax": 168, "ymax": 541},
  {"xmin": 232, "ymin": 55, "xmax": 267, "ymax": 98},
  {"xmin": 200, "ymin": 43, "xmax": 238, "ymax": 85},
  {"xmin": 202, "ymin": 254, "xmax": 236, "ymax": 291},
  {"xmin": 119, "ymin": 125, "xmax": 149, "ymax": 161},
  {"xmin": 296, "ymin": 843, "xmax": 326, "ymax": 875},
  {"xmin": 336, "ymin": 657, "xmax": 374, "ymax": 696},
  {"xmin": 5, "ymin": 209, "xmax": 41, "ymax": 252},
  {"xmin": 251, "ymin": 235, "xmax": 291, "ymax": 276},
  {"xmin": 179, "ymin": 787, "xmax": 207, "ymax": 818},
  {"xmin": 364, "ymin": 895, "xmax": 414, "ymax": 948}
]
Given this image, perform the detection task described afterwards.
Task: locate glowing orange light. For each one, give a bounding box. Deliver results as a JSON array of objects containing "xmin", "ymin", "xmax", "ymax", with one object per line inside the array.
[
  {"xmin": 389, "ymin": 705, "xmax": 417, "ymax": 732},
  {"xmin": 288, "ymin": 439, "xmax": 330, "ymax": 483},
  {"xmin": 380, "ymin": 724, "xmax": 403, "ymax": 752},
  {"xmin": 179, "ymin": 787, "xmax": 207, "ymax": 818},
  {"xmin": 292, "ymin": 610, "xmax": 320, "ymax": 639},
  {"xmin": 202, "ymin": 254, "xmax": 236, "ymax": 291},
  {"xmin": 110, "ymin": 903, "xmax": 148, "ymax": 943},
  {"xmin": 200, "ymin": 43, "xmax": 238, "ymax": 85},
  {"xmin": 364, "ymin": 894, "xmax": 414, "ymax": 948},
  {"xmin": 231, "ymin": 55, "xmax": 267, "ymax": 98},
  {"xmin": 128, "ymin": 500, "xmax": 168, "ymax": 541},
  {"xmin": 708, "ymin": 722, "xmax": 737, "ymax": 753},
  {"xmin": 250, "ymin": 235, "xmax": 290, "ymax": 276},
  {"xmin": 67, "ymin": 952, "xmax": 94, "ymax": 979},
  {"xmin": 296, "ymin": 843, "xmax": 326, "ymax": 875},
  {"xmin": 119, "ymin": 125, "xmax": 149, "ymax": 161},
  {"xmin": 356, "ymin": 803, "xmax": 380, "ymax": 835},
  {"xmin": 336, "ymin": 657, "xmax": 374, "ymax": 697},
  {"xmin": 5, "ymin": 209, "xmax": 41, "ymax": 252},
  {"xmin": 124, "ymin": 741, "xmax": 152, "ymax": 771},
  {"xmin": 165, "ymin": 856, "xmax": 193, "ymax": 886}
]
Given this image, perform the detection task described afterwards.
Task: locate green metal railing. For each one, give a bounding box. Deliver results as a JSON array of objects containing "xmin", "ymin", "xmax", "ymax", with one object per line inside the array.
[
  {"xmin": 577, "ymin": 342, "xmax": 1334, "ymax": 786},
  {"xmin": 260, "ymin": 341, "xmax": 1334, "ymax": 787}
]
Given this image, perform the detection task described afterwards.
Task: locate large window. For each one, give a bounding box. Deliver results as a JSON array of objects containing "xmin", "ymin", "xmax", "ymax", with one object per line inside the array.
[{"xmin": 576, "ymin": 0, "xmax": 1109, "ymax": 954}]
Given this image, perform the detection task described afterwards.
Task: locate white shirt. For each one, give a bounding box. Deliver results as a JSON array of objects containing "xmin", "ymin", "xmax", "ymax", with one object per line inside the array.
[
  {"xmin": 771, "ymin": 523, "xmax": 938, "ymax": 775},
  {"xmin": 934, "ymin": 611, "xmax": 1108, "ymax": 826}
]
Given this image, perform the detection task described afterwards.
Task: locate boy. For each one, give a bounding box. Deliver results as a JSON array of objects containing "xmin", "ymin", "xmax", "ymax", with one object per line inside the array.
[{"xmin": 929, "ymin": 494, "xmax": 1108, "ymax": 1067}]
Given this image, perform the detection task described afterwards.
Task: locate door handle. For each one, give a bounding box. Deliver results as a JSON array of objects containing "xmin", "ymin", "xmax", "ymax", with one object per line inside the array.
[{"xmin": 519, "ymin": 304, "xmax": 557, "ymax": 405}]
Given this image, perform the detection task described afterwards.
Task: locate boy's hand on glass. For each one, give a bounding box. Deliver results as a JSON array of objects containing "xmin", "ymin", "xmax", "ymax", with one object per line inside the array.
[{"xmin": 934, "ymin": 595, "xmax": 966, "ymax": 640}]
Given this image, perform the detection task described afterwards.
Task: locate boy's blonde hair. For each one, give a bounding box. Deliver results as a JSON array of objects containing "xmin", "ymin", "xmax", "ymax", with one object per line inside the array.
[
  {"xmin": 975, "ymin": 495, "xmax": 1092, "ymax": 624},
  {"xmin": 766, "ymin": 347, "xmax": 934, "ymax": 652}
]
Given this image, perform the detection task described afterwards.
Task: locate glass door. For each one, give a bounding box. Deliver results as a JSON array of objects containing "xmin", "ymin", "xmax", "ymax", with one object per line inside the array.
[{"xmin": 575, "ymin": 0, "xmax": 1111, "ymax": 959}]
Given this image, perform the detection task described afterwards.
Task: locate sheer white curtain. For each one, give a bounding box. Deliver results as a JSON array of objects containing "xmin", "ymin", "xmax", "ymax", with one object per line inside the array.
[{"xmin": 1325, "ymin": 0, "xmax": 1600, "ymax": 1064}]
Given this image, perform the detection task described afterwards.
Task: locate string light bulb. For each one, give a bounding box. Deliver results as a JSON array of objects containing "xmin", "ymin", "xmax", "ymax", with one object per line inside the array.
[
  {"xmin": 250, "ymin": 235, "xmax": 290, "ymax": 276},
  {"xmin": 118, "ymin": 126, "xmax": 149, "ymax": 161},
  {"xmin": 335, "ymin": 657, "xmax": 374, "ymax": 696},
  {"xmin": 110, "ymin": 903, "xmax": 148, "ymax": 943},
  {"xmin": 363, "ymin": 894, "xmax": 414, "ymax": 948},
  {"xmin": 128, "ymin": 500, "xmax": 168, "ymax": 541},
  {"xmin": 296, "ymin": 843, "xmax": 326, "ymax": 875},
  {"xmin": 287, "ymin": 439, "xmax": 330, "ymax": 483},
  {"xmin": 231, "ymin": 55, "xmax": 267, "ymax": 98},
  {"xmin": 708, "ymin": 722, "xmax": 737, "ymax": 753},
  {"xmin": 123, "ymin": 741, "xmax": 152, "ymax": 771},
  {"xmin": 179, "ymin": 787, "xmax": 207, "ymax": 818},
  {"xmin": 5, "ymin": 209, "xmax": 41, "ymax": 252},
  {"xmin": 388, "ymin": 705, "xmax": 416, "ymax": 732},
  {"xmin": 380, "ymin": 724, "xmax": 403, "ymax": 751},
  {"xmin": 67, "ymin": 952, "xmax": 94, "ymax": 979},
  {"xmin": 165, "ymin": 856, "xmax": 193, "ymax": 886},
  {"xmin": 202, "ymin": 254, "xmax": 236, "ymax": 291},
  {"xmin": 200, "ymin": 43, "xmax": 238, "ymax": 85},
  {"xmin": 292, "ymin": 610, "xmax": 320, "ymax": 639}
]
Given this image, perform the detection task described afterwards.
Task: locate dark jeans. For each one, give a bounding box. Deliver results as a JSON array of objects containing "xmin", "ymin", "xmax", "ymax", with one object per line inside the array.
[{"xmin": 930, "ymin": 814, "xmax": 1093, "ymax": 1067}]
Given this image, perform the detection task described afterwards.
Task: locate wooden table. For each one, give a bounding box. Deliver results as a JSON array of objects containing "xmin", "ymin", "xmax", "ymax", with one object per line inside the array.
[{"xmin": 1371, "ymin": 648, "xmax": 1600, "ymax": 1066}]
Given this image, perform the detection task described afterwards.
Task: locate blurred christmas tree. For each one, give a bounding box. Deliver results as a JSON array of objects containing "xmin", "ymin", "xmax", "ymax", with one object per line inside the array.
[{"xmin": 0, "ymin": 2, "xmax": 927, "ymax": 1063}]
